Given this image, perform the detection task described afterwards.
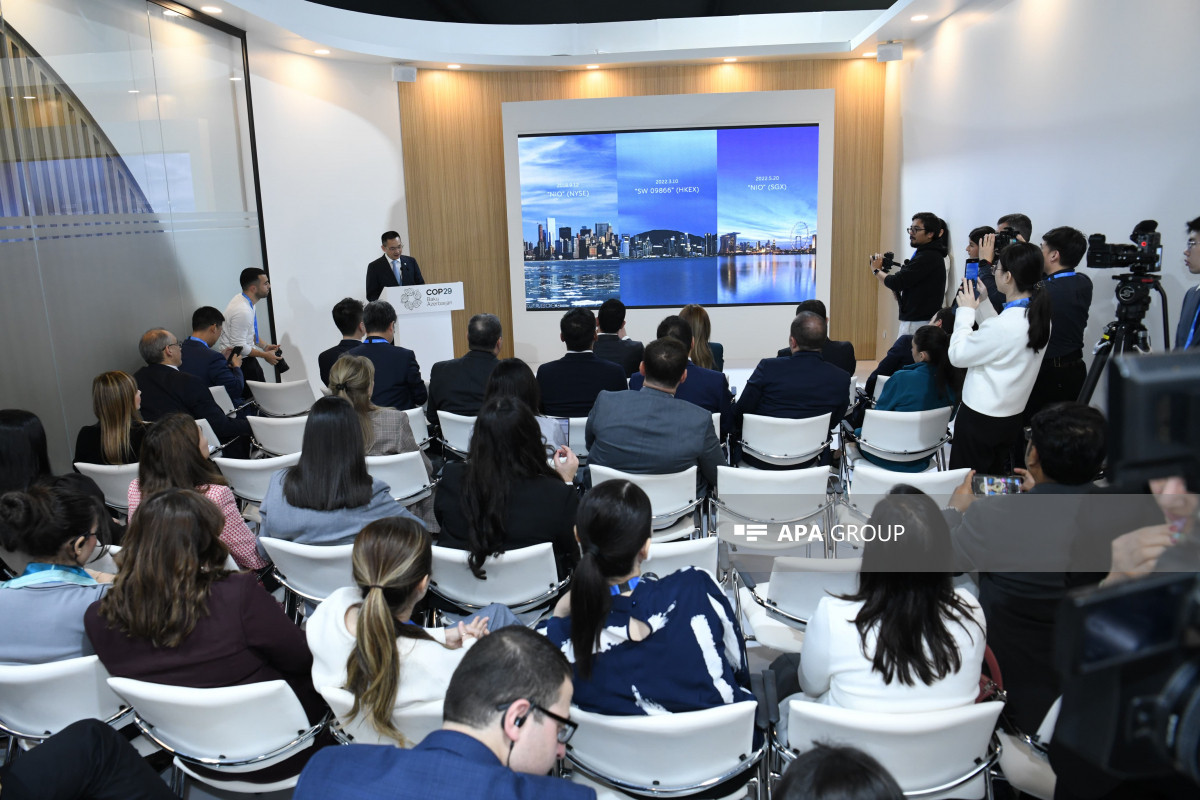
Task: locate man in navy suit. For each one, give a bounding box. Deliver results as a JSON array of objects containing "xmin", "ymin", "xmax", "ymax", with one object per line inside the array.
[
  {"xmin": 294, "ymin": 627, "xmax": 593, "ymax": 800},
  {"xmin": 426, "ymin": 313, "xmax": 502, "ymax": 425},
  {"xmin": 536, "ymin": 308, "xmax": 627, "ymax": 418},
  {"xmin": 1175, "ymin": 216, "xmax": 1200, "ymax": 350},
  {"xmin": 180, "ymin": 305, "xmax": 245, "ymax": 407},
  {"xmin": 592, "ymin": 298, "xmax": 644, "ymax": 377},
  {"xmin": 317, "ymin": 297, "xmax": 365, "ymax": 387},
  {"xmin": 629, "ymin": 315, "xmax": 732, "ymax": 439},
  {"xmin": 135, "ymin": 328, "xmax": 251, "ymax": 457},
  {"xmin": 775, "ymin": 299, "xmax": 856, "ymax": 375},
  {"xmin": 349, "ymin": 300, "xmax": 427, "ymax": 410},
  {"xmin": 736, "ymin": 311, "xmax": 852, "ymax": 468},
  {"xmin": 366, "ymin": 230, "xmax": 425, "ymax": 301}
]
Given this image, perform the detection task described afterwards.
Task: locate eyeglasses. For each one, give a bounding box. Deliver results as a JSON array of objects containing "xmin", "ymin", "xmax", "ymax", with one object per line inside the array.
[
  {"xmin": 497, "ymin": 699, "xmax": 577, "ymax": 744},
  {"xmin": 907, "ymin": 226, "xmax": 925, "ymax": 234},
  {"xmin": 165, "ymin": 341, "xmax": 182, "ymax": 351},
  {"xmin": 1188, "ymin": 239, "xmax": 1198, "ymax": 251}
]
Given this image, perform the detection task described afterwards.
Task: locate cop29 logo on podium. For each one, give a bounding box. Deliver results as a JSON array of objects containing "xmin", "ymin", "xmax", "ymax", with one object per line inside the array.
[{"xmin": 400, "ymin": 287, "xmax": 423, "ymax": 311}]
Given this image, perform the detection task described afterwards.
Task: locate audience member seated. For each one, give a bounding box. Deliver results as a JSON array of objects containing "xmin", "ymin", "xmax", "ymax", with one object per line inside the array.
[
  {"xmin": 128, "ymin": 414, "xmax": 267, "ymax": 572},
  {"xmin": 318, "ymin": 297, "xmax": 366, "ymax": 387},
  {"xmin": 734, "ymin": 311, "xmax": 852, "ymax": 468},
  {"xmin": 850, "ymin": 325, "xmax": 958, "ymax": 473},
  {"xmin": 948, "ymin": 241, "xmax": 1051, "ymax": 473},
  {"xmin": 435, "ymin": 396, "xmax": 579, "ymax": 578},
  {"xmin": 775, "ymin": 744, "xmax": 903, "ymax": 800},
  {"xmin": 592, "ymin": 298, "xmax": 644, "ymax": 377},
  {"xmin": 294, "ymin": 627, "xmax": 592, "ymax": 800},
  {"xmin": 776, "ymin": 299, "xmax": 857, "ymax": 375},
  {"xmin": 943, "ymin": 402, "xmax": 1105, "ymax": 734},
  {"xmin": 180, "ymin": 305, "xmax": 246, "ymax": 407},
  {"xmin": 134, "ymin": 328, "xmax": 251, "ymax": 458},
  {"xmin": 260, "ymin": 396, "xmax": 421, "ymax": 546},
  {"xmin": 536, "ymin": 308, "xmax": 627, "ymax": 418},
  {"xmin": 539, "ymin": 480, "xmax": 752, "ymax": 714},
  {"xmin": 863, "ymin": 308, "xmax": 955, "ymax": 400},
  {"xmin": 426, "ymin": 313, "xmax": 502, "ymax": 425},
  {"xmin": 629, "ymin": 315, "xmax": 733, "ymax": 438},
  {"xmin": 0, "ymin": 480, "xmax": 111, "ymax": 665},
  {"xmin": 680, "ymin": 303, "xmax": 723, "ymax": 371},
  {"xmin": 349, "ymin": 300, "xmax": 428, "ymax": 411},
  {"xmin": 482, "ymin": 358, "xmax": 566, "ymax": 450},
  {"xmin": 330, "ymin": 354, "xmax": 435, "ymax": 530},
  {"xmin": 306, "ymin": 517, "xmax": 492, "ymax": 745},
  {"xmin": 73, "ymin": 371, "xmax": 147, "ymax": 467},
  {"xmin": 85, "ymin": 489, "xmax": 331, "ymax": 783},
  {"xmin": 586, "ymin": 337, "xmax": 725, "ymax": 493}
]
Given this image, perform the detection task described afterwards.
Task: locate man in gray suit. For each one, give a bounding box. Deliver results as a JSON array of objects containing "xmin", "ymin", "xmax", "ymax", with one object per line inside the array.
[{"xmin": 585, "ymin": 337, "xmax": 726, "ymax": 493}]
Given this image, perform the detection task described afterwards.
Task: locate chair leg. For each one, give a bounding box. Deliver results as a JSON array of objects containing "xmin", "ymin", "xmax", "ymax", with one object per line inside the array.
[
  {"xmin": 4, "ymin": 734, "xmax": 18, "ymax": 762},
  {"xmin": 169, "ymin": 763, "xmax": 185, "ymax": 797}
]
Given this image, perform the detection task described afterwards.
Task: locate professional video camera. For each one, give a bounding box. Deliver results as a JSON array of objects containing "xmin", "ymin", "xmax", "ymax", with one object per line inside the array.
[
  {"xmin": 876, "ymin": 251, "xmax": 903, "ymax": 273},
  {"xmin": 1087, "ymin": 220, "xmax": 1163, "ymax": 272},
  {"xmin": 992, "ymin": 228, "xmax": 1020, "ymax": 254}
]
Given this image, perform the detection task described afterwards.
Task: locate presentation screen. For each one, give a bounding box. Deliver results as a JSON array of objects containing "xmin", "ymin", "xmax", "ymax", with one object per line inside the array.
[{"xmin": 518, "ymin": 124, "xmax": 819, "ymax": 311}]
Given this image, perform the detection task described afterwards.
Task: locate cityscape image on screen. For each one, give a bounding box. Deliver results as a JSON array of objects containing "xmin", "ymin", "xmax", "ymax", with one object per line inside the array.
[{"xmin": 518, "ymin": 124, "xmax": 819, "ymax": 310}]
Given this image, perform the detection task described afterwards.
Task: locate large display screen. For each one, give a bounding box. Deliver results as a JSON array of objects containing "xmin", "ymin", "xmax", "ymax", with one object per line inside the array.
[{"xmin": 518, "ymin": 124, "xmax": 819, "ymax": 310}]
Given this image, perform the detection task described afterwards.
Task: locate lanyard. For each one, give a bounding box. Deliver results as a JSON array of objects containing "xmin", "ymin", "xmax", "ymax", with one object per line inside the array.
[
  {"xmin": 1186, "ymin": 302, "xmax": 1200, "ymax": 349},
  {"xmin": 188, "ymin": 336, "xmax": 208, "ymax": 347},
  {"xmin": 610, "ymin": 576, "xmax": 641, "ymax": 596},
  {"xmin": 241, "ymin": 293, "xmax": 259, "ymax": 341},
  {"xmin": 365, "ymin": 336, "xmax": 390, "ymax": 345},
  {"xmin": 1044, "ymin": 270, "xmax": 1076, "ymax": 281},
  {"xmin": 1004, "ymin": 298, "xmax": 1031, "ymax": 311}
]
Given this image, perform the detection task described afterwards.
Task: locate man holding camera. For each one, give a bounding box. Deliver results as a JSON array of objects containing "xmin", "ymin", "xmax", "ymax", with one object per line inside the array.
[
  {"xmin": 215, "ymin": 267, "xmax": 282, "ymax": 386},
  {"xmin": 870, "ymin": 212, "xmax": 948, "ymax": 335},
  {"xmin": 1175, "ymin": 216, "xmax": 1200, "ymax": 350}
]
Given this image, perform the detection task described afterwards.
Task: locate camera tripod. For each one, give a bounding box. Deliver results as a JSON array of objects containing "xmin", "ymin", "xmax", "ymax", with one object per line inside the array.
[{"xmin": 1078, "ymin": 271, "xmax": 1170, "ymax": 404}]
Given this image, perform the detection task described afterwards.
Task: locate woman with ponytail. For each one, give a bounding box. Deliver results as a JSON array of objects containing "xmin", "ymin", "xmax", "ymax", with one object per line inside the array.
[
  {"xmin": 306, "ymin": 517, "xmax": 490, "ymax": 745},
  {"xmin": 538, "ymin": 480, "xmax": 752, "ymax": 715}
]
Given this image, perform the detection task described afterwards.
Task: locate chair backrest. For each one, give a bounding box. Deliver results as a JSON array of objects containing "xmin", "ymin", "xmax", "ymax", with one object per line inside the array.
[
  {"xmin": 429, "ymin": 543, "xmax": 562, "ymax": 612},
  {"xmin": 319, "ymin": 685, "xmax": 441, "ymax": 748},
  {"xmin": 589, "ymin": 464, "xmax": 698, "ymax": 530},
  {"xmin": 244, "ymin": 379, "xmax": 316, "ymax": 417},
  {"xmin": 208, "ymin": 385, "xmax": 235, "ymax": 416},
  {"xmin": 642, "ymin": 537, "xmax": 719, "ymax": 579},
  {"xmin": 764, "ymin": 557, "xmax": 861, "ymax": 623},
  {"xmin": 741, "ymin": 413, "xmax": 831, "ymax": 465},
  {"xmin": 567, "ymin": 417, "xmax": 588, "ymax": 457},
  {"xmin": 437, "ymin": 411, "xmax": 476, "ymax": 456},
  {"xmin": 713, "ymin": 466, "xmax": 830, "ymax": 551},
  {"xmin": 73, "ymin": 462, "xmax": 139, "ymax": 511},
  {"xmin": 712, "ymin": 411, "xmax": 720, "ymax": 442},
  {"xmin": 859, "ymin": 406, "xmax": 954, "ymax": 461},
  {"xmin": 194, "ymin": 417, "xmax": 221, "ymax": 454},
  {"xmin": 567, "ymin": 701, "xmax": 758, "ymax": 791},
  {"xmin": 783, "ymin": 699, "xmax": 1003, "ymax": 798},
  {"xmin": 848, "ymin": 463, "xmax": 970, "ymax": 514},
  {"xmin": 258, "ymin": 537, "xmax": 354, "ymax": 602},
  {"xmin": 365, "ymin": 452, "xmax": 431, "ymax": 503},
  {"xmin": 0, "ymin": 656, "xmax": 126, "ymax": 741},
  {"xmin": 404, "ymin": 407, "xmax": 430, "ymax": 449},
  {"xmin": 86, "ymin": 544, "xmax": 122, "ymax": 575},
  {"xmin": 873, "ymin": 374, "xmax": 890, "ymax": 401},
  {"xmin": 213, "ymin": 452, "xmax": 301, "ymax": 503},
  {"xmin": 248, "ymin": 415, "xmax": 308, "ymax": 456},
  {"xmin": 107, "ymin": 677, "xmax": 313, "ymax": 771}
]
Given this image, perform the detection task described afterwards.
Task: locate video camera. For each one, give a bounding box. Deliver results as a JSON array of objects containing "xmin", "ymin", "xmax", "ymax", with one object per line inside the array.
[
  {"xmin": 993, "ymin": 228, "xmax": 1020, "ymax": 254},
  {"xmin": 1087, "ymin": 220, "xmax": 1163, "ymax": 272},
  {"xmin": 877, "ymin": 251, "xmax": 904, "ymax": 273}
]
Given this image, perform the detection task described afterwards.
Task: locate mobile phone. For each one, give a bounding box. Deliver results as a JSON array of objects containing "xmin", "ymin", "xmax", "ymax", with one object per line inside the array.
[
  {"xmin": 972, "ymin": 474, "xmax": 1024, "ymax": 495},
  {"xmin": 963, "ymin": 260, "xmax": 980, "ymax": 298},
  {"xmin": 556, "ymin": 417, "xmax": 570, "ymax": 448}
]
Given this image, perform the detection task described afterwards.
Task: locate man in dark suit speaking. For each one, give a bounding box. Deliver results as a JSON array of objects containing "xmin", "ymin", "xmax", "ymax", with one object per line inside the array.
[{"xmin": 366, "ymin": 230, "xmax": 425, "ymax": 301}]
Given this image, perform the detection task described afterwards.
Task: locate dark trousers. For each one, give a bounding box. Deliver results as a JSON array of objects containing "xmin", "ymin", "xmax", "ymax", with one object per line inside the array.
[
  {"xmin": 241, "ymin": 354, "xmax": 266, "ymax": 389},
  {"xmin": 0, "ymin": 719, "xmax": 176, "ymax": 800},
  {"xmin": 949, "ymin": 403, "xmax": 1023, "ymax": 474},
  {"xmin": 1012, "ymin": 357, "xmax": 1086, "ymax": 468},
  {"xmin": 978, "ymin": 579, "xmax": 1061, "ymax": 735}
]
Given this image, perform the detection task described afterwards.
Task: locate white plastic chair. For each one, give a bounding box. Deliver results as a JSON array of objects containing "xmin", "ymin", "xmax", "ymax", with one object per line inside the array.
[
  {"xmin": 590, "ymin": 464, "xmax": 702, "ymax": 542},
  {"xmin": 213, "ymin": 453, "xmax": 300, "ymax": 504},
  {"xmin": 437, "ymin": 410, "xmax": 476, "ymax": 459},
  {"xmin": 404, "ymin": 407, "xmax": 431, "ymax": 450},
  {"xmin": 319, "ymin": 685, "xmax": 442, "ymax": 748},
  {"xmin": 710, "ymin": 466, "xmax": 834, "ymax": 553},
  {"xmin": 73, "ymin": 462, "xmax": 139, "ymax": 512},
  {"xmin": 0, "ymin": 656, "xmax": 131, "ymax": 756},
  {"xmin": 192, "ymin": 417, "xmax": 223, "ymax": 457},
  {"xmin": 209, "ymin": 385, "xmax": 236, "ymax": 416},
  {"xmin": 740, "ymin": 413, "xmax": 832, "ymax": 467},
  {"xmin": 737, "ymin": 556, "xmax": 861, "ymax": 652},
  {"xmin": 778, "ymin": 699, "xmax": 1003, "ymax": 800},
  {"xmin": 259, "ymin": 537, "xmax": 354, "ymax": 617},
  {"xmin": 245, "ymin": 379, "xmax": 316, "ymax": 417},
  {"xmin": 844, "ymin": 406, "xmax": 954, "ymax": 472},
  {"xmin": 429, "ymin": 542, "xmax": 567, "ymax": 614},
  {"xmin": 248, "ymin": 415, "xmax": 307, "ymax": 456},
  {"xmin": 107, "ymin": 677, "xmax": 324, "ymax": 795},
  {"xmin": 642, "ymin": 537, "xmax": 719, "ymax": 580},
  {"xmin": 85, "ymin": 543, "xmax": 235, "ymax": 574},
  {"xmin": 568, "ymin": 417, "xmax": 589, "ymax": 458},
  {"xmin": 996, "ymin": 697, "xmax": 1060, "ymax": 800},
  {"xmin": 873, "ymin": 373, "xmax": 890, "ymax": 401},
  {"xmin": 565, "ymin": 701, "xmax": 764, "ymax": 798},
  {"xmin": 366, "ymin": 452, "xmax": 433, "ymax": 506},
  {"xmin": 845, "ymin": 463, "xmax": 970, "ymax": 521}
]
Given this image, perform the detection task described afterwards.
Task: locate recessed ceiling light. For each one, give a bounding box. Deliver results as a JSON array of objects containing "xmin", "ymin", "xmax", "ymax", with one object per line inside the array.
[
  {"xmin": 23, "ymin": 95, "xmax": 35, "ymax": 100},
  {"xmin": 128, "ymin": 89, "xmax": 140, "ymax": 93},
  {"xmin": 863, "ymin": 52, "xmax": 876, "ymax": 58},
  {"xmin": 447, "ymin": 64, "xmax": 461, "ymax": 70},
  {"xmin": 313, "ymin": 49, "xmax": 330, "ymax": 55},
  {"xmin": 163, "ymin": 9, "xmax": 181, "ymax": 16},
  {"xmin": 911, "ymin": 14, "xmax": 929, "ymax": 21},
  {"xmin": 229, "ymin": 76, "xmax": 242, "ymax": 81},
  {"xmin": 723, "ymin": 57, "xmax": 737, "ymax": 63},
  {"xmin": 585, "ymin": 64, "xmax": 599, "ymax": 70},
  {"xmin": 200, "ymin": 5, "xmax": 222, "ymax": 13}
]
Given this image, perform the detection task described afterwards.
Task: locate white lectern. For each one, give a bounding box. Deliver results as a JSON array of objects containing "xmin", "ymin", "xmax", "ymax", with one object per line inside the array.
[{"xmin": 382, "ymin": 282, "xmax": 464, "ymax": 371}]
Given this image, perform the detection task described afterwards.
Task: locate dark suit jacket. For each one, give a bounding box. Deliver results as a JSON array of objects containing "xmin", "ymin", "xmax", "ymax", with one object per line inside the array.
[
  {"xmin": 426, "ymin": 350, "xmax": 498, "ymax": 424},
  {"xmin": 734, "ymin": 351, "xmax": 851, "ymax": 434},
  {"xmin": 864, "ymin": 334, "xmax": 915, "ymax": 398},
  {"xmin": 629, "ymin": 361, "xmax": 733, "ymax": 438},
  {"xmin": 776, "ymin": 339, "xmax": 856, "ymax": 375},
  {"xmin": 1176, "ymin": 285, "xmax": 1200, "ymax": 349},
  {"xmin": 134, "ymin": 363, "xmax": 250, "ymax": 444},
  {"xmin": 536, "ymin": 352, "xmax": 627, "ymax": 418},
  {"xmin": 593, "ymin": 334, "xmax": 644, "ymax": 377},
  {"xmin": 349, "ymin": 339, "xmax": 427, "ymax": 410},
  {"xmin": 180, "ymin": 337, "xmax": 245, "ymax": 405},
  {"xmin": 317, "ymin": 339, "xmax": 362, "ymax": 387},
  {"xmin": 366, "ymin": 254, "xmax": 424, "ymax": 301}
]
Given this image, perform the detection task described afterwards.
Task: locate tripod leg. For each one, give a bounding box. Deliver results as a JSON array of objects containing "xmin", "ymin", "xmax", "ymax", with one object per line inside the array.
[{"xmin": 1078, "ymin": 341, "xmax": 1113, "ymax": 405}]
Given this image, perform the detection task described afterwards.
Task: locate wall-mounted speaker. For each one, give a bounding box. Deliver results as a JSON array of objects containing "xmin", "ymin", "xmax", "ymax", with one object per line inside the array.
[{"xmin": 392, "ymin": 66, "xmax": 417, "ymax": 82}]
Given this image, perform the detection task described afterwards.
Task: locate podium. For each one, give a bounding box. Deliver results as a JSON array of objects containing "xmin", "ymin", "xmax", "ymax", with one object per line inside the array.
[{"xmin": 382, "ymin": 282, "xmax": 464, "ymax": 371}]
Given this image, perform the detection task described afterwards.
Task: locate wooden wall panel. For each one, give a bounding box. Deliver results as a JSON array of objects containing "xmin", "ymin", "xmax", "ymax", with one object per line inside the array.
[{"xmin": 397, "ymin": 59, "xmax": 886, "ymax": 359}]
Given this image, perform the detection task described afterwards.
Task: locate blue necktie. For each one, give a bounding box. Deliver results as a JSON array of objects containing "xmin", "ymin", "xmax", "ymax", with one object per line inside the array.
[{"xmin": 392, "ymin": 259, "xmax": 402, "ymax": 284}]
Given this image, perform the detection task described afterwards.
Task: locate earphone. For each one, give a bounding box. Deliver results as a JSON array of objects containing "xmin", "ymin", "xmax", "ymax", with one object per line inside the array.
[{"xmin": 514, "ymin": 713, "xmax": 527, "ymax": 728}]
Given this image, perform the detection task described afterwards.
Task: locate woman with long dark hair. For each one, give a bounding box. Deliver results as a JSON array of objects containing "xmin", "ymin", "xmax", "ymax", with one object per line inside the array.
[
  {"xmin": 74, "ymin": 371, "xmax": 146, "ymax": 466},
  {"xmin": 434, "ymin": 396, "xmax": 578, "ymax": 578},
  {"xmin": 260, "ymin": 396, "xmax": 420, "ymax": 546},
  {"xmin": 949, "ymin": 240, "xmax": 1052, "ymax": 473},
  {"xmin": 129, "ymin": 413, "xmax": 266, "ymax": 571},
  {"xmin": 481, "ymin": 358, "xmax": 565, "ymax": 451},
  {"xmin": 538, "ymin": 480, "xmax": 752, "ymax": 714},
  {"xmin": 0, "ymin": 409, "xmax": 51, "ymax": 494}
]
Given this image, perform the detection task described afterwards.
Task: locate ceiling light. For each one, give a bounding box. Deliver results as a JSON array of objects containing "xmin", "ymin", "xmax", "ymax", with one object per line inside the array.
[
  {"xmin": 911, "ymin": 14, "xmax": 929, "ymax": 21},
  {"xmin": 863, "ymin": 52, "xmax": 876, "ymax": 58},
  {"xmin": 128, "ymin": 89, "xmax": 140, "ymax": 93},
  {"xmin": 200, "ymin": 5, "xmax": 222, "ymax": 13},
  {"xmin": 723, "ymin": 57, "xmax": 737, "ymax": 63},
  {"xmin": 585, "ymin": 64, "xmax": 599, "ymax": 70},
  {"xmin": 23, "ymin": 95, "xmax": 35, "ymax": 100},
  {"xmin": 447, "ymin": 64, "xmax": 461, "ymax": 70},
  {"xmin": 313, "ymin": 49, "xmax": 330, "ymax": 55},
  {"xmin": 163, "ymin": 9, "xmax": 181, "ymax": 16},
  {"xmin": 229, "ymin": 76, "xmax": 242, "ymax": 81}
]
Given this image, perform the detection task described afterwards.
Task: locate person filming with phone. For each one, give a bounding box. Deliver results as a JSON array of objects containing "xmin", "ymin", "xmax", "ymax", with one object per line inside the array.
[{"xmin": 870, "ymin": 212, "xmax": 949, "ymax": 336}]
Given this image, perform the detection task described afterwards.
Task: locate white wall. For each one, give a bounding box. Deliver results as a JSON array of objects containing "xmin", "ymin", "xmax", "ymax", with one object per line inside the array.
[
  {"xmin": 245, "ymin": 43, "xmax": 409, "ymax": 391},
  {"xmin": 888, "ymin": 0, "xmax": 1200, "ymax": 372}
]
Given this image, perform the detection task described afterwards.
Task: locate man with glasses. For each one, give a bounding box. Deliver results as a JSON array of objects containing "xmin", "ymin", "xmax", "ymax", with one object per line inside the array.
[
  {"xmin": 870, "ymin": 212, "xmax": 949, "ymax": 335},
  {"xmin": 1174, "ymin": 216, "xmax": 1200, "ymax": 350},
  {"xmin": 294, "ymin": 626, "xmax": 594, "ymax": 799}
]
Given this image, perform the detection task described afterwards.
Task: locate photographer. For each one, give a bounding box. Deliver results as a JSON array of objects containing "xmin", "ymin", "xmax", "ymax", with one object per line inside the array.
[
  {"xmin": 870, "ymin": 212, "xmax": 948, "ymax": 335},
  {"xmin": 1175, "ymin": 216, "xmax": 1200, "ymax": 350},
  {"xmin": 971, "ymin": 214, "xmax": 1033, "ymax": 314},
  {"xmin": 215, "ymin": 267, "xmax": 282, "ymax": 385}
]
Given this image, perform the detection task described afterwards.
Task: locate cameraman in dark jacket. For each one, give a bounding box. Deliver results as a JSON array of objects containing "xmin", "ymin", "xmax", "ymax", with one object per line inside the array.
[{"xmin": 870, "ymin": 212, "xmax": 949, "ymax": 334}]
